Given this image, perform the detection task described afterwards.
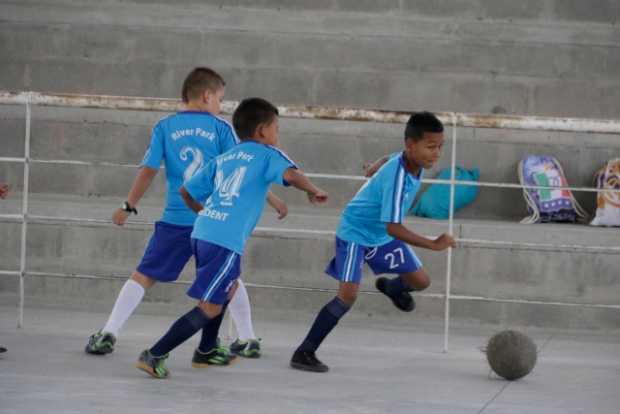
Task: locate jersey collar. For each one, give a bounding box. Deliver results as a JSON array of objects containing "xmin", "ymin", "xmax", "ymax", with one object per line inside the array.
[
  {"xmin": 177, "ymin": 110, "xmax": 215, "ymax": 116},
  {"xmin": 399, "ymin": 152, "xmax": 424, "ymax": 181}
]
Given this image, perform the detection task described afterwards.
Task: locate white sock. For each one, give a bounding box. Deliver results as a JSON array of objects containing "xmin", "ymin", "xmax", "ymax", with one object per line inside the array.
[
  {"xmin": 229, "ymin": 279, "xmax": 256, "ymax": 341},
  {"xmin": 102, "ymin": 279, "xmax": 145, "ymax": 336}
]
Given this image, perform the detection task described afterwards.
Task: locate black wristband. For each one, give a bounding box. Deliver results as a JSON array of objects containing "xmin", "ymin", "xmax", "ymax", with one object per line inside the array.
[{"xmin": 121, "ymin": 201, "xmax": 138, "ymax": 215}]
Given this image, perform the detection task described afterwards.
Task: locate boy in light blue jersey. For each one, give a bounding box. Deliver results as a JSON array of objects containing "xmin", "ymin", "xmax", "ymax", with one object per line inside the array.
[
  {"xmin": 136, "ymin": 97, "xmax": 327, "ymax": 379},
  {"xmin": 291, "ymin": 112, "xmax": 456, "ymax": 373},
  {"xmin": 86, "ymin": 68, "xmax": 285, "ymax": 360}
]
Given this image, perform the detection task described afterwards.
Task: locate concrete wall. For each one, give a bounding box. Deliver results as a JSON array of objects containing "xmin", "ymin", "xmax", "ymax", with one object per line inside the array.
[{"xmin": 1, "ymin": 0, "xmax": 620, "ymax": 117}]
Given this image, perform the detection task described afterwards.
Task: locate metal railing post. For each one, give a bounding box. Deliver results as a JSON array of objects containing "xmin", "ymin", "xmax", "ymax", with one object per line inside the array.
[
  {"xmin": 443, "ymin": 113, "xmax": 458, "ymax": 353},
  {"xmin": 18, "ymin": 93, "xmax": 32, "ymax": 328}
]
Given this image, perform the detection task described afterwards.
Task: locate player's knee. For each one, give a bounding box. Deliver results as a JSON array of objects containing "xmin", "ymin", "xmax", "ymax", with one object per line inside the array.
[
  {"xmin": 339, "ymin": 292, "xmax": 357, "ymax": 306},
  {"xmin": 415, "ymin": 276, "xmax": 431, "ymax": 291},
  {"xmin": 198, "ymin": 301, "xmax": 222, "ymax": 319},
  {"xmin": 337, "ymin": 285, "xmax": 358, "ymax": 306},
  {"xmin": 131, "ymin": 271, "xmax": 156, "ymax": 289},
  {"xmin": 404, "ymin": 271, "xmax": 430, "ymax": 291}
]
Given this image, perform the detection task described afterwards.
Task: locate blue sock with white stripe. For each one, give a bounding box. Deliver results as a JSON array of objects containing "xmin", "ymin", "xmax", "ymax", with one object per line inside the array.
[
  {"xmin": 198, "ymin": 302, "xmax": 228, "ymax": 353},
  {"xmin": 297, "ymin": 297, "xmax": 350, "ymax": 353},
  {"xmin": 150, "ymin": 307, "xmax": 210, "ymax": 357},
  {"xmin": 385, "ymin": 276, "xmax": 413, "ymax": 297}
]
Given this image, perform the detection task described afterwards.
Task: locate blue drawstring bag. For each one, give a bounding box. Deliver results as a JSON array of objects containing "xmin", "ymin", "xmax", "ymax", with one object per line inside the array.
[{"xmin": 412, "ymin": 167, "xmax": 480, "ymax": 219}]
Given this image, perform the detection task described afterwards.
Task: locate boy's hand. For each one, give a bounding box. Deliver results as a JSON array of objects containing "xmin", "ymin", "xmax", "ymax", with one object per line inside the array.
[
  {"xmin": 112, "ymin": 208, "xmax": 131, "ymax": 226},
  {"xmin": 0, "ymin": 183, "xmax": 9, "ymax": 199},
  {"xmin": 363, "ymin": 156, "xmax": 389, "ymax": 178},
  {"xmin": 308, "ymin": 189, "xmax": 328, "ymax": 204},
  {"xmin": 271, "ymin": 197, "xmax": 288, "ymax": 220},
  {"xmin": 432, "ymin": 233, "xmax": 456, "ymax": 251}
]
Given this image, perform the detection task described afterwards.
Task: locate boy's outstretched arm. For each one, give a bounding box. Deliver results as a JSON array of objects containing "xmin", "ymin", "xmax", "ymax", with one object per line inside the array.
[
  {"xmin": 179, "ymin": 186, "xmax": 204, "ymax": 213},
  {"xmin": 112, "ymin": 167, "xmax": 158, "ymax": 226},
  {"xmin": 282, "ymin": 168, "xmax": 328, "ymax": 204},
  {"xmin": 387, "ymin": 223, "xmax": 456, "ymax": 251},
  {"xmin": 363, "ymin": 155, "xmax": 389, "ymax": 178},
  {"xmin": 267, "ymin": 191, "xmax": 288, "ymax": 219}
]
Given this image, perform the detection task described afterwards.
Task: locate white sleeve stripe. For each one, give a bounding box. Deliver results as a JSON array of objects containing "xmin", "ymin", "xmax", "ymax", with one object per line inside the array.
[
  {"xmin": 214, "ymin": 115, "xmax": 240, "ymax": 144},
  {"xmin": 269, "ymin": 145, "xmax": 298, "ymax": 168},
  {"xmin": 392, "ymin": 166, "xmax": 405, "ymax": 221}
]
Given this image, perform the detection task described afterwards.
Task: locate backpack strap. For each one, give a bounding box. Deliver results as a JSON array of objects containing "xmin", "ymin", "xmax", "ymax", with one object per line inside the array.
[{"xmin": 518, "ymin": 158, "xmax": 540, "ymax": 224}]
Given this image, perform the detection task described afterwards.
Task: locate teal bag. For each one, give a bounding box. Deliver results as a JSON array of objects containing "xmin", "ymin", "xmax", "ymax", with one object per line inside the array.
[{"xmin": 412, "ymin": 167, "xmax": 480, "ymax": 219}]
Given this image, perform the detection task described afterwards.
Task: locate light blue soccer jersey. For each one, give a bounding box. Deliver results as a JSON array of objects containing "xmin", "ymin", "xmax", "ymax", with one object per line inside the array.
[
  {"xmin": 185, "ymin": 141, "xmax": 297, "ymax": 254},
  {"xmin": 141, "ymin": 111, "xmax": 239, "ymax": 226},
  {"xmin": 337, "ymin": 152, "xmax": 423, "ymax": 246}
]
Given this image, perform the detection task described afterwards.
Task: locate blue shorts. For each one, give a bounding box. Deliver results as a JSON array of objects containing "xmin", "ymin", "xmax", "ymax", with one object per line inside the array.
[
  {"xmin": 136, "ymin": 221, "xmax": 193, "ymax": 282},
  {"xmin": 186, "ymin": 239, "xmax": 241, "ymax": 304},
  {"xmin": 325, "ymin": 237, "xmax": 423, "ymax": 284}
]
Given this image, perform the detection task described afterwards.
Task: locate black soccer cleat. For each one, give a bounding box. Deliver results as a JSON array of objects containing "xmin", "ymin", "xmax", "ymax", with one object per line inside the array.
[
  {"xmin": 290, "ymin": 350, "xmax": 329, "ymax": 373},
  {"xmin": 136, "ymin": 349, "xmax": 170, "ymax": 379},
  {"xmin": 85, "ymin": 330, "xmax": 117, "ymax": 355},
  {"xmin": 230, "ymin": 338, "xmax": 261, "ymax": 359},
  {"xmin": 375, "ymin": 277, "xmax": 415, "ymax": 312},
  {"xmin": 191, "ymin": 344, "xmax": 238, "ymax": 368}
]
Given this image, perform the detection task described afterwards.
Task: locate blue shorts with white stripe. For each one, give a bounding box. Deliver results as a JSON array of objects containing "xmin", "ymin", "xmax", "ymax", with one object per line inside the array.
[
  {"xmin": 186, "ymin": 239, "xmax": 241, "ymax": 304},
  {"xmin": 325, "ymin": 236, "xmax": 423, "ymax": 284}
]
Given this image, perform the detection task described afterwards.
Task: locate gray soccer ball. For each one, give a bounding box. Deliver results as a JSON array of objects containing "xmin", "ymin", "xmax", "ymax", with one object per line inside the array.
[{"xmin": 486, "ymin": 330, "xmax": 537, "ymax": 381}]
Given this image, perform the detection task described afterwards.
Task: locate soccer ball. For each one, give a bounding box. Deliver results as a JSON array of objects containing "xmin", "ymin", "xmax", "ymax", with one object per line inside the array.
[{"xmin": 485, "ymin": 330, "xmax": 537, "ymax": 380}]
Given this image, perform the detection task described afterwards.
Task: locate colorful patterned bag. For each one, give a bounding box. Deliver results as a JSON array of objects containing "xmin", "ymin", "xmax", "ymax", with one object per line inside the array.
[
  {"xmin": 518, "ymin": 155, "xmax": 588, "ymax": 224},
  {"xmin": 590, "ymin": 158, "xmax": 620, "ymax": 227}
]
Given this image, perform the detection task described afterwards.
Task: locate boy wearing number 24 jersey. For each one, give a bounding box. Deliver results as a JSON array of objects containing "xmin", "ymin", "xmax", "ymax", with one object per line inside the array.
[{"xmin": 85, "ymin": 68, "xmax": 285, "ymax": 362}]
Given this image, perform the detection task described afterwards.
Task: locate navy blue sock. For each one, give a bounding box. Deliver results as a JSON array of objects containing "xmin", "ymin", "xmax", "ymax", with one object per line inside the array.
[
  {"xmin": 297, "ymin": 297, "xmax": 350, "ymax": 353},
  {"xmin": 150, "ymin": 307, "xmax": 210, "ymax": 357},
  {"xmin": 385, "ymin": 276, "xmax": 413, "ymax": 297},
  {"xmin": 198, "ymin": 303, "xmax": 228, "ymax": 353}
]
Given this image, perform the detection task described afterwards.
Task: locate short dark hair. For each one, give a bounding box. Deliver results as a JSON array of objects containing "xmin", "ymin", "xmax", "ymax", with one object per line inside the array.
[
  {"xmin": 404, "ymin": 111, "xmax": 444, "ymax": 141},
  {"xmin": 181, "ymin": 67, "xmax": 226, "ymax": 103},
  {"xmin": 232, "ymin": 98, "xmax": 279, "ymax": 141}
]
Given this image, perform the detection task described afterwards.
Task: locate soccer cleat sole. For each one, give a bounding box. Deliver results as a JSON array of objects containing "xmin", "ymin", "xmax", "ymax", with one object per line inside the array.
[
  {"xmin": 85, "ymin": 345, "xmax": 114, "ymax": 355},
  {"xmin": 290, "ymin": 361, "xmax": 329, "ymax": 373},
  {"xmin": 238, "ymin": 352, "xmax": 261, "ymax": 359},
  {"xmin": 135, "ymin": 361, "xmax": 169, "ymax": 379},
  {"xmin": 232, "ymin": 349, "xmax": 261, "ymax": 359},
  {"xmin": 191, "ymin": 355, "xmax": 239, "ymax": 369}
]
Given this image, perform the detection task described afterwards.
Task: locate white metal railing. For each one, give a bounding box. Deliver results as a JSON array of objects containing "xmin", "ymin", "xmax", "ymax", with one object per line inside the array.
[{"xmin": 1, "ymin": 91, "xmax": 619, "ymax": 351}]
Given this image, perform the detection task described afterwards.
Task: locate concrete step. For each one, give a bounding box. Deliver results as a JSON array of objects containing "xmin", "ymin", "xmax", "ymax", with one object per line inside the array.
[
  {"xmin": 1, "ymin": 214, "xmax": 616, "ymax": 306},
  {"xmin": 2, "ymin": 274, "xmax": 618, "ymax": 332},
  {"xmin": 3, "ymin": 21, "xmax": 620, "ymax": 83},
  {"xmin": 2, "ymin": 106, "xmax": 618, "ymax": 219},
  {"xmin": 0, "ymin": 195, "xmax": 618, "ymax": 329}
]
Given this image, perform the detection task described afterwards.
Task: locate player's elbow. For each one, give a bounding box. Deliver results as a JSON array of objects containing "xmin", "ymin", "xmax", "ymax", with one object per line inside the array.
[
  {"xmin": 386, "ymin": 222, "xmax": 400, "ymax": 237},
  {"xmin": 282, "ymin": 168, "xmax": 300, "ymax": 185}
]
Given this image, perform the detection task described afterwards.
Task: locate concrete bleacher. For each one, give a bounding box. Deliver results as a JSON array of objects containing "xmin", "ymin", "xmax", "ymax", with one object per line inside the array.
[
  {"xmin": 0, "ymin": 0, "xmax": 619, "ymax": 330},
  {"xmin": 1, "ymin": 105, "xmax": 619, "ymax": 330}
]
